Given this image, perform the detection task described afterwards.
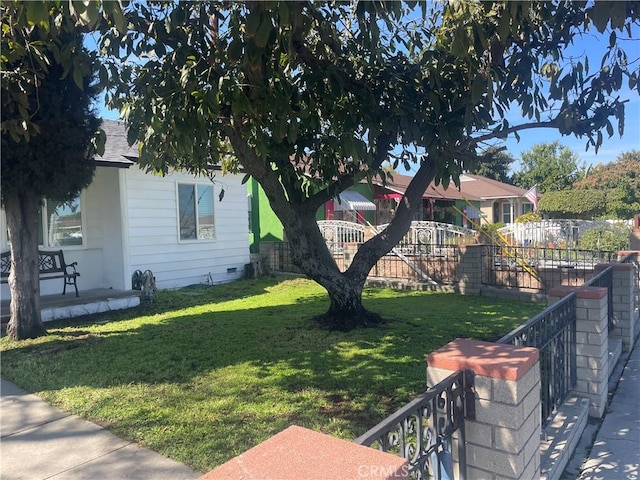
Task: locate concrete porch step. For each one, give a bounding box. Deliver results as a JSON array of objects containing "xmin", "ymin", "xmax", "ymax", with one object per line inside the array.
[{"xmin": 1, "ymin": 289, "xmax": 141, "ymax": 326}]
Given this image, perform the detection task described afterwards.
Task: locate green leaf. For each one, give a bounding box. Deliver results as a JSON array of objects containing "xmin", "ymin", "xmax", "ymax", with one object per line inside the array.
[
  {"xmin": 228, "ymin": 39, "xmax": 243, "ymax": 62},
  {"xmin": 72, "ymin": 66, "xmax": 84, "ymax": 90},
  {"xmin": 471, "ymin": 75, "xmax": 484, "ymax": 104},
  {"xmin": 590, "ymin": 2, "xmax": 610, "ymax": 33},
  {"xmin": 254, "ymin": 17, "xmax": 272, "ymax": 48},
  {"xmin": 26, "ymin": 2, "xmax": 50, "ymax": 30}
]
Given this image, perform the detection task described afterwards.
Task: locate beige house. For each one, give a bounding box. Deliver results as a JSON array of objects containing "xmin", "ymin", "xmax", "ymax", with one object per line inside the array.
[{"xmin": 456, "ymin": 174, "xmax": 536, "ymax": 225}]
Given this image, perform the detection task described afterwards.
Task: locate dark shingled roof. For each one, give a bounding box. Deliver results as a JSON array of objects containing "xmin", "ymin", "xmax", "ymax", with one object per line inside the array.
[{"xmin": 95, "ymin": 119, "xmax": 137, "ymax": 168}]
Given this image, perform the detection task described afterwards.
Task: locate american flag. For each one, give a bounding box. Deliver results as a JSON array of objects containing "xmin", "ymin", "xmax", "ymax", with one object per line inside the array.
[{"xmin": 524, "ymin": 186, "xmax": 538, "ymax": 211}]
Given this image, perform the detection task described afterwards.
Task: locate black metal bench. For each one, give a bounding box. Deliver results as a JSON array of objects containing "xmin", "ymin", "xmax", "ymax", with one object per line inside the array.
[{"xmin": 0, "ymin": 250, "xmax": 80, "ymax": 297}]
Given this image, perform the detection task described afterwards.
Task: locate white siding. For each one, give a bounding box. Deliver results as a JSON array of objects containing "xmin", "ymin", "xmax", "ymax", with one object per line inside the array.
[
  {"xmin": 0, "ymin": 165, "xmax": 250, "ymax": 300},
  {"xmin": 0, "ymin": 166, "xmax": 126, "ymax": 297},
  {"xmin": 124, "ymin": 167, "xmax": 250, "ymax": 289}
]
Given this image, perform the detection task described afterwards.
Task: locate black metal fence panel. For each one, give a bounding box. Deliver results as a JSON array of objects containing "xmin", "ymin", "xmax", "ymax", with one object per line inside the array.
[
  {"xmin": 482, "ymin": 245, "xmax": 616, "ymax": 292},
  {"xmin": 355, "ymin": 370, "xmax": 472, "ymax": 480},
  {"xmin": 497, "ymin": 293, "xmax": 577, "ymax": 426}
]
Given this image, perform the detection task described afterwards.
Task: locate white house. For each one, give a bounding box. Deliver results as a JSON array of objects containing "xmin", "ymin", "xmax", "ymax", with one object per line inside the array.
[{"xmin": 0, "ymin": 120, "xmax": 250, "ymax": 299}]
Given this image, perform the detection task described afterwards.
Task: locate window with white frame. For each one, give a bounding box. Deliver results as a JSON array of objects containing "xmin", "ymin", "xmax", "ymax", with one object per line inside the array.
[
  {"xmin": 502, "ymin": 202, "xmax": 512, "ymax": 224},
  {"xmin": 39, "ymin": 196, "xmax": 84, "ymax": 247},
  {"xmin": 178, "ymin": 183, "xmax": 215, "ymax": 240},
  {"xmin": 3, "ymin": 195, "xmax": 84, "ymax": 249},
  {"xmin": 522, "ymin": 202, "xmax": 533, "ymax": 215}
]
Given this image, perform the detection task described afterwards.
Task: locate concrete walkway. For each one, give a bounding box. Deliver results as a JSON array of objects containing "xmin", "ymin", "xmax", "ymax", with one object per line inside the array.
[
  {"xmin": 578, "ymin": 339, "xmax": 640, "ymax": 480},
  {"xmin": 0, "ymin": 379, "xmax": 201, "ymax": 480}
]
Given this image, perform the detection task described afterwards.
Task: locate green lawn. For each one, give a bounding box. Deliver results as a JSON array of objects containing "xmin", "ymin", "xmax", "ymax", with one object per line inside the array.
[{"xmin": 0, "ymin": 277, "xmax": 542, "ymax": 472}]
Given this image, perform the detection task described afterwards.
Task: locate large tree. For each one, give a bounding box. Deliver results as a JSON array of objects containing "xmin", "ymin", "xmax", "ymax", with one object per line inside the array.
[
  {"xmin": 103, "ymin": 1, "xmax": 638, "ymax": 330},
  {"xmin": 574, "ymin": 150, "xmax": 640, "ymax": 190},
  {"xmin": 8, "ymin": 2, "xmax": 640, "ymax": 330},
  {"xmin": 1, "ymin": 3, "xmax": 104, "ymax": 339},
  {"xmin": 539, "ymin": 150, "xmax": 640, "ymax": 219}
]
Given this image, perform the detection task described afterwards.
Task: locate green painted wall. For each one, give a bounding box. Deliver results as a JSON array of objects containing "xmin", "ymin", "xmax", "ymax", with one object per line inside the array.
[{"xmin": 248, "ymin": 178, "xmax": 284, "ymax": 253}]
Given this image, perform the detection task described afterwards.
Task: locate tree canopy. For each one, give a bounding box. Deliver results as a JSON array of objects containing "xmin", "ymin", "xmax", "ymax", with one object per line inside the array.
[
  {"xmin": 538, "ymin": 149, "xmax": 640, "ymax": 219},
  {"xmin": 466, "ymin": 146, "xmax": 515, "ymax": 184},
  {"xmin": 512, "ymin": 141, "xmax": 585, "ymax": 193},
  {"xmin": 574, "ymin": 150, "xmax": 640, "ymax": 190}
]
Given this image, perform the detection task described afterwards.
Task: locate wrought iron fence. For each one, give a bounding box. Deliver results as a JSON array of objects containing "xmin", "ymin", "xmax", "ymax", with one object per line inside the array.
[
  {"xmin": 497, "ymin": 293, "xmax": 577, "ymax": 426},
  {"xmin": 377, "ymin": 221, "xmax": 475, "ymax": 248},
  {"xmin": 497, "ymin": 219, "xmax": 622, "ymax": 249},
  {"xmin": 317, "ymin": 220, "xmax": 365, "ymax": 254},
  {"xmin": 482, "ymin": 245, "xmax": 617, "ymax": 292},
  {"xmin": 355, "ymin": 370, "xmax": 473, "ymax": 479},
  {"xmin": 583, "ymin": 266, "xmax": 614, "ymax": 332},
  {"xmin": 370, "ymin": 245, "xmax": 460, "ymax": 284}
]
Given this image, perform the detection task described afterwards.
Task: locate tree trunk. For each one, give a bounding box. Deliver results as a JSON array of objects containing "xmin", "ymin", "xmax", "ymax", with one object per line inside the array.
[
  {"xmin": 4, "ymin": 191, "xmax": 46, "ymax": 340},
  {"xmin": 228, "ymin": 128, "xmax": 438, "ymax": 330}
]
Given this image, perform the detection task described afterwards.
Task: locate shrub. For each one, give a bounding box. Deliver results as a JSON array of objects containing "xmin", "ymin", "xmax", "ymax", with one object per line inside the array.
[
  {"xmin": 515, "ymin": 211, "xmax": 542, "ymax": 223},
  {"xmin": 579, "ymin": 223, "xmax": 631, "ymax": 252}
]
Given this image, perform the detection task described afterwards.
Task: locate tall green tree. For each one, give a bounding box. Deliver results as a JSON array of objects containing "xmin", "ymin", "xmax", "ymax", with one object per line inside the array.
[
  {"xmin": 574, "ymin": 150, "xmax": 640, "ymax": 190},
  {"xmin": 539, "ymin": 150, "xmax": 640, "ymax": 219},
  {"xmin": 512, "ymin": 141, "xmax": 584, "ymax": 193},
  {"xmin": 1, "ymin": 3, "xmax": 105, "ymax": 340},
  {"xmin": 7, "ymin": 1, "xmax": 640, "ymax": 330},
  {"xmin": 466, "ymin": 146, "xmax": 515, "ymax": 183}
]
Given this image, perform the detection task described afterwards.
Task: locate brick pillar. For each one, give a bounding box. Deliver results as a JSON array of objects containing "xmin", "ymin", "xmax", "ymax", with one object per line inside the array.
[
  {"xmin": 595, "ymin": 263, "xmax": 636, "ymax": 352},
  {"xmin": 427, "ymin": 339, "xmax": 541, "ymax": 480},
  {"xmin": 458, "ymin": 245, "xmax": 484, "ymax": 294},
  {"xmin": 548, "ymin": 286, "xmax": 608, "ymax": 418},
  {"xmin": 199, "ymin": 425, "xmax": 408, "ymax": 480}
]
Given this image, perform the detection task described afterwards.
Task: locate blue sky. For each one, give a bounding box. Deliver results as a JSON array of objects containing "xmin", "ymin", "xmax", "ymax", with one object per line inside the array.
[{"xmin": 500, "ymin": 29, "xmax": 640, "ymax": 173}]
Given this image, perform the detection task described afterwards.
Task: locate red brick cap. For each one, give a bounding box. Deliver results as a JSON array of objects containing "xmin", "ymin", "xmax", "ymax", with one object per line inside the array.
[
  {"xmin": 198, "ymin": 425, "xmax": 408, "ymax": 480},
  {"xmin": 427, "ymin": 338, "xmax": 539, "ymax": 382}
]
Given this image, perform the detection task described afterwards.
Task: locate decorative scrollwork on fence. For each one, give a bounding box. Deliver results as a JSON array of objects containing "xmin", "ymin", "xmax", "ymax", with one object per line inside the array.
[{"xmin": 355, "ymin": 371, "xmax": 470, "ymax": 479}]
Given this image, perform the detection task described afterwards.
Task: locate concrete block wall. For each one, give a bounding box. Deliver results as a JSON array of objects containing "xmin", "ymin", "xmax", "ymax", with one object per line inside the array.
[
  {"xmin": 595, "ymin": 263, "xmax": 637, "ymax": 352},
  {"xmin": 427, "ymin": 339, "xmax": 541, "ymax": 480},
  {"xmin": 548, "ymin": 286, "xmax": 609, "ymax": 418},
  {"xmin": 457, "ymin": 245, "xmax": 483, "ymax": 294}
]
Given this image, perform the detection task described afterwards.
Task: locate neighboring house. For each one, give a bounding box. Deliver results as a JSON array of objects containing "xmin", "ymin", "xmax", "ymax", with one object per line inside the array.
[
  {"xmin": 247, "ymin": 179, "xmax": 376, "ymax": 253},
  {"xmin": 247, "ymin": 170, "xmax": 535, "ymax": 251},
  {"xmin": 0, "ymin": 120, "xmax": 250, "ymax": 298},
  {"xmin": 370, "ymin": 173, "xmax": 535, "ymax": 227},
  {"xmin": 456, "ymin": 173, "xmax": 535, "ymax": 225},
  {"xmin": 368, "ymin": 173, "xmax": 482, "ymax": 227}
]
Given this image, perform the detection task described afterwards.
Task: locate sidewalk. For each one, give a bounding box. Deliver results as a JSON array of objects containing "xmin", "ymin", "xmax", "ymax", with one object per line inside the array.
[
  {"xmin": 0, "ymin": 379, "xmax": 201, "ymax": 480},
  {"xmin": 577, "ymin": 338, "xmax": 640, "ymax": 480}
]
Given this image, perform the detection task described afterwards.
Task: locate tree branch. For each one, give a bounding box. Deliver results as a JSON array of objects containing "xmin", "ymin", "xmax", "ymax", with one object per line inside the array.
[{"xmin": 466, "ymin": 119, "xmax": 560, "ymax": 148}]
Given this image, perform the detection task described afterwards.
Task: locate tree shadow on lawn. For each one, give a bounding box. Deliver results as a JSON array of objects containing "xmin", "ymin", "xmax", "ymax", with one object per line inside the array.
[{"xmin": 0, "ymin": 288, "xmax": 539, "ymax": 471}]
